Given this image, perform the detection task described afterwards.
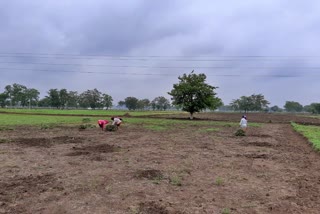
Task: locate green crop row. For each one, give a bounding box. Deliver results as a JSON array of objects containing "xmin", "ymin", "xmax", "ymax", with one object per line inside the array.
[{"xmin": 291, "ymin": 122, "xmax": 320, "ymax": 151}]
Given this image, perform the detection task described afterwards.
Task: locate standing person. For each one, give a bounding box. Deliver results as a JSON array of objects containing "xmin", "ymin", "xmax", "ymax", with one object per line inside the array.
[
  {"xmin": 98, "ymin": 119, "xmax": 109, "ymax": 131},
  {"xmin": 239, "ymin": 115, "xmax": 247, "ymax": 131},
  {"xmin": 111, "ymin": 117, "xmax": 122, "ymax": 128}
]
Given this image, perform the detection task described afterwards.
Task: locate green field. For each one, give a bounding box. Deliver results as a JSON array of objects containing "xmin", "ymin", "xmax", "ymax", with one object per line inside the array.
[
  {"xmin": 291, "ymin": 122, "xmax": 320, "ymax": 150},
  {"xmin": 0, "ymin": 114, "xmax": 96, "ymax": 126},
  {"xmin": 0, "ymin": 108, "xmax": 180, "ymax": 116},
  {"xmin": 0, "ymin": 113, "xmax": 263, "ymax": 131}
]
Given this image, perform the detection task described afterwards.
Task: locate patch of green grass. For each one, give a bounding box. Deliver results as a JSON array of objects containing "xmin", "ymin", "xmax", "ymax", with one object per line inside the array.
[
  {"xmin": 199, "ymin": 128, "xmax": 220, "ymax": 132},
  {"xmin": 82, "ymin": 117, "xmax": 91, "ymax": 123},
  {"xmin": 291, "ymin": 122, "xmax": 320, "ymax": 151},
  {"xmin": 40, "ymin": 123, "xmax": 55, "ymax": 129},
  {"xmin": 249, "ymin": 122, "xmax": 262, "ymax": 127},
  {"xmin": 152, "ymin": 175, "xmax": 164, "ymax": 184},
  {"xmin": 0, "ymin": 126, "xmax": 15, "ymax": 131},
  {"xmin": 235, "ymin": 129, "xmax": 246, "ymax": 136},
  {"xmin": 0, "ymin": 139, "xmax": 10, "ymax": 144},
  {"xmin": 0, "ymin": 108, "xmax": 179, "ymax": 116},
  {"xmin": 221, "ymin": 208, "xmax": 230, "ymax": 214},
  {"xmin": 169, "ymin": 174, "xmax": 182, "ymax": 186},
  {"xmin": 215, "ymin": 177, "xmax": 224, "ymax": 186},
  {"xmin": 144, "ymin": 125, "xmax": 168, "ymax": 131},
  {"xmin": 0, "ymin": 114, "xmax": 97, "ymax": 126}
]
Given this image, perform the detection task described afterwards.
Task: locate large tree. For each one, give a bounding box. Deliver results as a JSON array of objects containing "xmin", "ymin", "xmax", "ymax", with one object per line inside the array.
[
  {"xmin": 168, "ymin": 71, "xmax": 222, "ymax": 119},
  {"xmin": 270, "ymin": 105, "xmax": 282, "ymax": 112},
  {"xmin": 0, "ymin": 93, "xmax": 8, "ymax": 108},
  {"xmin": 59, "ymin": 89, "xmax": 69, "ymax": 109},
  {"xmin": 304, "ymin": 103, "xmax": 320, "ymax": 114},
  {"xmin": 151, "ymin": 96, "xmax": 171, "ymax": 110},
  {"xmin": 38, "ymin": 97, "xmax": 51, "ymax": 107},
  {"xmin": 24, "ymin": 88, "xmax": 40, "ymax": 108},
  {"xmin": 137, "ymin": 99, "xmax": 150, "ymax": 110},
  {"xmin": 118, "ymin": 101, "xmax": 125, "ymax": 107},
  {"xmin": 124, "ymin": 97, "xmax": 139, "ymax": 110},
  {"xmin": 47, "ymin": 89, "xmax": 61, "ymax": 108},
  {"xmin": 79, "ymin": 89, "xmax": 103, "ymax": 109},
  {"xmin": 284, "ymin": 101, "xmax": 303, "ymax": 112},
  {"xmin": 67, "ymin": 91, "xmax": 79, "ymax": 108},
  {"xmin": 230, "ymin": 94, "xmax": 270, "ymax": 112},
  {"xmin": 4, "ymin": 84, "xmax": 39, "ymax": 107},
  {"xmin": 102, "ymin": 94, "xmax": 113, "ymax": 110}
]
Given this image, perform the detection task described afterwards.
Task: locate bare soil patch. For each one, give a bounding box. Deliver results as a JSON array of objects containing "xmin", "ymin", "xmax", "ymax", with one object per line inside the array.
[
  {"xmin": 0, "ymin": 173, "xmax": 62, "ymax": 213},
  {"xmin": 13, "ymin": 136, "xmax": 84, "ymax": 148},
  {"xmin": 66, "ymin": 144, "xmax": 120, "ymax": 156},
  {"xmin": 134, "ymin": 169, "xmax": 164, "ymax": 180},
  {"xmin": 240, "ymin": 141, "xmax": 274, "ymax": 147},
  {"xmin": 1, "ymin": 114, "xmax": 320, "ymax": 213},
  {"xmin": 135, "ymin": 201, "xmax": 170, "ymax": 214}
]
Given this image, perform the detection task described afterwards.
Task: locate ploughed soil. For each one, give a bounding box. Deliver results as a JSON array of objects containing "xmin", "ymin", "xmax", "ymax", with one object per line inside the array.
[{"xmin": 0, "ymin": 113, "xmax": 320, "ymax": 213}]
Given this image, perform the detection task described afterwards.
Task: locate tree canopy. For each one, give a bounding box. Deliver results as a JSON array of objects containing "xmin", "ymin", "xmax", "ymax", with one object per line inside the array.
[
  {"xmin": 230, "ymin": 94, "xmax": 270, "ymax": 112},
  {"xmin": 168, "ymin": 71, "xmax": 222, "ymax": 119},
  {"xmin": 124, "ymin": 97, "xmax": 139, "ymax": 110},
  {"xmin": 151, "ymin": 96, "xmax": 171, "ymax": 111},
  {"xmin": 304, "ymin": 103, "xmax": 320, "ymax": 114},
  {"xmin": 284, "ymin": 101, "xmax": 303, "ymax": 112}
]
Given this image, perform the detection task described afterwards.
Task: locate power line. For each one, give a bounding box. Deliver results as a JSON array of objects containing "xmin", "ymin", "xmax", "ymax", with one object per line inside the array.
[
  {"xmin": 0, "ymin": 53, "xmax": 318, "ymax": 61},
  {"xmin": 0, "ymin": 52, "xmax": 319, "ymax": 58},
  {"xmin": 0, "ymin": 67, "xmax": 308, "ymax": 77},
  {"xmin": 0, "ymin": 61, "xmax": 320, "ymax": 69},
  {"xmin": 0, "ymin": 55, "xmax": 307, "ymax": 61}
]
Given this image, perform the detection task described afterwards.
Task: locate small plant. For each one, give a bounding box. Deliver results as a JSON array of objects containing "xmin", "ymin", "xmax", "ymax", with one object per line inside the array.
[
  {"xmin": 0, "ymin": 127, "xmax": 14, "ymax": 131},
  {"xmin": 0, "ymin": 139, "xmax": 9, "ymax": 144},
  {"xmin": 105, "ymin": 124, "xmax": 117, "ymax": 131},
  {"xmin": 152, "ymin": 175, "xmax": 164, "ymax": 184},
  {"xmin": 79, "ymin": 123, "xmax": 95, "ymax": 130},
  {"xmin": 40, "ymin": 124, "xmax": 52, "ymax": 129},
  {"xmin": 215, "ymin": 177, "xmax": 224, "ymax": 186},
  {"xmin": 82, "ymin": 118, "xmax": 91, "ymax": 123},
  {"xmin": 221, "ymin": 208, "xmax": 230, "ymax": 214},
  {"xmin": 235, "ymin": 129, "xmax": 246, "ymax": 136},
  {"xmin": 79, "ymin": 124, "xmax": 88, "ymax": 130},
  {"xmin": 170, "ymin": 174, "xmax": 182, "ymax": 186}
]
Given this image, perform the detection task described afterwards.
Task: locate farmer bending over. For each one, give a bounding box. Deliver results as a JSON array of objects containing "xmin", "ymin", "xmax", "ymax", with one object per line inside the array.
[
  {"xmin": 111, "ymin": 117, "xmax": 122, "ymax": 128},
  {"xmin": 98, "ymin": 120, "xmax": 109, "ymax": 130}
]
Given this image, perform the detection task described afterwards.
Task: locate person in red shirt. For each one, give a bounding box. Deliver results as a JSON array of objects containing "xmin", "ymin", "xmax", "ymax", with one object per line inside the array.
[{"xmin": 98, "ymin": 120, "xmax": 109, "ymax": 130}]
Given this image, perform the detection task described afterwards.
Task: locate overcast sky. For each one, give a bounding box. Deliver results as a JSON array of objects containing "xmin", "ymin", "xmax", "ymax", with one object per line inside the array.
[{"xmin": 1, "ymin": 0, "xmax": 320, "ymax": 107}]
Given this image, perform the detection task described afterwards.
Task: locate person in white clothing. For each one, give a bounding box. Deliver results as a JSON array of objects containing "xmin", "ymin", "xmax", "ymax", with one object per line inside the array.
[
  {"xmin": 239, "ymin": 115, "xmax": 247, "ymax": 131},
  {"xmin": 111, "ymin": 117, "xmax": 122, "ymax": 128}
]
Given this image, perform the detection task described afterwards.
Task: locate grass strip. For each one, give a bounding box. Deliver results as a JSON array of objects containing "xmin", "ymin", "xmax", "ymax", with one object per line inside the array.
[
  {"xmin": 291, "ymin": 122, "xmax": 320, "ymax": 151},
  {"xmin": 0, "ymin": 109, "xmax": 179, "ymax": 116}
]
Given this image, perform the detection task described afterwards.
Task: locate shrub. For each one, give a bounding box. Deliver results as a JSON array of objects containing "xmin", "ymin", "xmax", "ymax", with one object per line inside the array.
[
  {"xmin": 215, "ymin": 177, "xmax": 224, "ymax": 186},
  {"xmin": 235, "ymin": 129, "xmax": 246, "ymax": 136},
  {"xmin": 82, "ymin": 118, "xmax": 91, "ymax": 123},
  {"xmin": 169, "ymin": 175, "xmax": 182, "ymax": 186},
  {"xmin": 40, "ymin": 124, "xmax": 51, "ymax": 129},
  {"xmin": 221, "ymin": 208, "xmax": 230, "ymax": 214},
  {"xmin": 79, "ymin": 123, "xmax": 96, "ymax": 130},
  {"xmin": 79, "ymin": 124, "xmax": 88, "ymax": 130},
  {"xmin": 105, "ymin": 124, "xmax": 117, "ymax": 132}
]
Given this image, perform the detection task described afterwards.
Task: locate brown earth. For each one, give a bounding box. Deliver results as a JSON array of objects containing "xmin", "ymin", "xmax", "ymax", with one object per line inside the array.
[{"xmin": 0, "ymin": 113, "xmax": 320, "ymax": 213}]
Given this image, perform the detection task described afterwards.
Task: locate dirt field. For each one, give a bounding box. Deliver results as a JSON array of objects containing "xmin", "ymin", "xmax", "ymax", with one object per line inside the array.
[{"xmin": 1, "ymin": 113, "xmax": 320, "ymax": 214}]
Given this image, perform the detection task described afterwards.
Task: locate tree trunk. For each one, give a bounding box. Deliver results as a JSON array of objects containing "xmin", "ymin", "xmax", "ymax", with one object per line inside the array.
[{"xmin": 189, "ymin": 112, "xmax": 194, "ymax": 120}]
